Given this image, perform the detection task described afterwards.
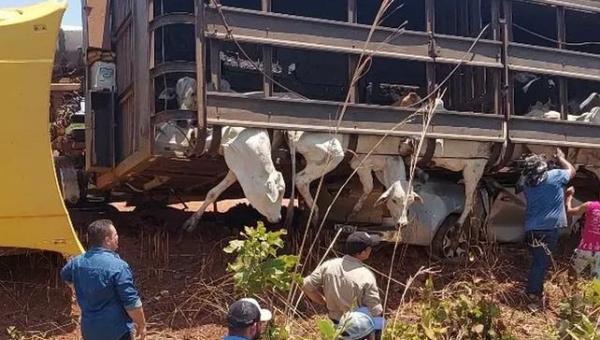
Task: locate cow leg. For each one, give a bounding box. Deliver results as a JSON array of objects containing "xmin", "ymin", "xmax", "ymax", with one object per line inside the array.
[
  {"xmin": 456, "ymin": 159, "xmax": 487, "ymax": 227},
  {"xmin": 296, "ymin": 154, "xmax": 344, "ymax": 225},
  {"xmin": 348, "ymin": 163, "xmax": 374, "ymax": 221},
  {"xmin": 182, "ymin": 171, "xmax": 237, "ymax": 232}
]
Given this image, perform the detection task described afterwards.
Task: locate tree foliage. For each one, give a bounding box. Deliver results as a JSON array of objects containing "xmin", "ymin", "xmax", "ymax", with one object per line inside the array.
[{"xmin": 224, "ymin": 222, "xmax": 300, "ymax": 296}]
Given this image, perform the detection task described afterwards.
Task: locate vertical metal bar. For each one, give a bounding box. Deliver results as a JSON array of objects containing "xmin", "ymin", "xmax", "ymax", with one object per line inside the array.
[
  {"xmin": 557, "ymin": 6, "xmax": 568, "ymax": 119},
  {"xmin": 262, "ymin": 0, "xmax": 273, "ymax": 97},
  {"xmin": 210, "ymin": 40, "xmax": 222, "ymax": 91},
  {"xmin": 193, "ymin": 0, "xmax": 207, "ymax": 155},
  {"xmin": 148, "ymin": 0, "xmax": 156, "ymax": 155},
  {"xmin": 491, "ymin": 0, "xmax": 501, "ymax": 41},
  {"xmin": 426, "ymin": 0, "xmax": 436, "ymax": 95},
  {"xmin": 556, "ymin": 7, "xmax": 566, "ymax": 49},
  {"xmin": 426, "ymin": 0, "xmax": 435, "ymax": 33},
  {"xmin": 133, "ymin": 0, "xmax": 151, "ymax": 153},
  {"xmin": 470, "ymin": 0, "xmax": 483, "ymax": 112},
  {"xmin": 504, "ymin": 0, "xmax": 513, "ymax": 40},
  {"xmin": 502, "ymin": 0, "xmax": 513, "ymax": 118},
  {"xmin": 347, "ymin": 0, "xmax": 359, "ymax": 103},
  {"xmin": 491, "ymin": 0, "xmax": 501, "ymax": 115}
]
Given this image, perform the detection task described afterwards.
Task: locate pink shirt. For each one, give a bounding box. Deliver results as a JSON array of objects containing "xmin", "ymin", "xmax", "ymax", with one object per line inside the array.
[{"xmin": 578, "ymin": 201, "xmax": 600, "ymax": 252}]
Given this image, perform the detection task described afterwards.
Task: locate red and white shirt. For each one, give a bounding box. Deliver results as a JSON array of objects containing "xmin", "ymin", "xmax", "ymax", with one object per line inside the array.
[{"xmin": 579, "ymin": 201, "xmax": 600, "ymax": 252}]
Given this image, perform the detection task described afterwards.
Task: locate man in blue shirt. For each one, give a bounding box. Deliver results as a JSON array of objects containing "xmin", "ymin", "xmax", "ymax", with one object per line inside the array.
[
  {"xmin": 61, "ymin": 219, "xmax": 146, "ymax": 340},
  {"xmin": 518, "ymin": 148, "xmax": 575, "ymax": 311},
  {"xmin": 224, "ymin": 298, "xmax": 272, "ymax": 340}
]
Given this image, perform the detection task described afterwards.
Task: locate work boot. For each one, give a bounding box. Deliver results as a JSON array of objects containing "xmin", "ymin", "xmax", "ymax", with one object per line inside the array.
[{"xmin": 526, "ymin": 293, "xmax": 543, "ymax": 313}]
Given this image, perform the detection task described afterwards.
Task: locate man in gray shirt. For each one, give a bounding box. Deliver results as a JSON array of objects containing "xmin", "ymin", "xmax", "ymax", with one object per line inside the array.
[{"xmin": 302, "ymin": 232, "xmax": 383, "ymax": 322}]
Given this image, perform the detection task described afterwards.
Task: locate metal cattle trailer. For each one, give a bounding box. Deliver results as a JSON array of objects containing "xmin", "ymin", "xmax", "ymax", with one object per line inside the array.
[{"xmin": 82, "ymin": 0, "xmax": 600, "ymax": 202}]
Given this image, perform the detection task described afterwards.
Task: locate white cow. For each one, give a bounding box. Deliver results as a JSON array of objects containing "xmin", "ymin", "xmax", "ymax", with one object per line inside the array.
[
  {"xmin": 390, "ymin": 99, "xmax": 492, "ymax": 229},
  {"xmin": 281, "ymin": 96, "xmax": 489, "ymax": 230},
  {"xmin": 525, "ymin": 100, "xmax": 600, "ymax": 123},
  {"xmin": 160, "ymin": 77, "xmax": 286, "ymax": 231},
  {"xmin": 520, "ymin": 101, "xmax": 600, "ymax": 185},
  {"xmin": 349, "ymin": 154, "xmax": 423, "ymax": 227},
  {"xmin": 424, "ymin": 140, "xmax": 490, "ymax": 228},
  {"xmin": 182, "ymin": 126, "xmax": 286, "ymax": 231}
]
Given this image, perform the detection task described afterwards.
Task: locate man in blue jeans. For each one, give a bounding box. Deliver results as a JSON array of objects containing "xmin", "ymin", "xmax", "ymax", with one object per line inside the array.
[
  {"xmin": 517, "ymin": 148, "xmax": 575, "ymax": 312},
  {"xmin": 61, "ymin": 219, "xmax": 146, "ymax": 340}
]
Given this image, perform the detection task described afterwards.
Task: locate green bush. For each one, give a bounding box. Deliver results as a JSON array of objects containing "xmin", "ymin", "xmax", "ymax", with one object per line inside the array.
[
  {"xmin": 557, "ymin": 278, "xmax": 600, "ymax": 340},
  {"xmin": 224, "ymin": 222, "xmax": 300, "ymax": 296},
  {"xmin": 384, "ymin": 278, "xmax": 515, "ymax": 340}
]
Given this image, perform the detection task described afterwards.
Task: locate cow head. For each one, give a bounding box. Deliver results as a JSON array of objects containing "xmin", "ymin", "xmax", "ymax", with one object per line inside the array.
[
  {"xmin": 393, "ymin": 92, "xmax": 422, "ymax": 108},
  {"xmin": 248, "ymin": 170, "xmax": 286, "ymax": 224},
  {"xmin": 374, "ymin": 181, "xmax": 423, "ymax": 227},
  {"xmin": 176, "ymin": 77, "xmax": 197, "ymax": 111}
]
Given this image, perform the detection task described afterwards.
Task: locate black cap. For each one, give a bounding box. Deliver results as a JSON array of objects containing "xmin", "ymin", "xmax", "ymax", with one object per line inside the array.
[
  {"xmin": 345, "ymin": 232, "xmax": 381, "ymax": 254},
  {"xmin": 227, "ymin": 300, "xmax": 261, "ymax": 328}
]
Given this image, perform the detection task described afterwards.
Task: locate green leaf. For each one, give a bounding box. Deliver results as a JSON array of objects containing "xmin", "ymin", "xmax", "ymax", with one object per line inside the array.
[
  {"xmin": 223, "ymin": 240, "xmax": 244, "ymax": 253},
  {"xmin": 317, "ymin": 319, "xmax": 336, "ymax": 339}
]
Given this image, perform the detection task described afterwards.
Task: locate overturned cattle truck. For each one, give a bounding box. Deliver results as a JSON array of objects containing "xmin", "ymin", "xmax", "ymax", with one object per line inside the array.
[{"xmin": 83, "ymin": 0, "xmax": 600, "ymax": 223}]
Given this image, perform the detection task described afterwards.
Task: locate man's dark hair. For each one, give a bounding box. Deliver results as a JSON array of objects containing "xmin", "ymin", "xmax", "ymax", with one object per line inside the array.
[
  {"xmin": 228, "ymin": 326, "xmax": 253, "ymax": 336},
  {"xmin": 344, "ymin": 232, "xmax": 380, "ymax": 256},
  {"xmin": 345, "ymin": 242, "xmax": 368, "ymax": 256},
  {"xmin": 87, "ymin": 219, "xmax": 114, "ymax": 247}
]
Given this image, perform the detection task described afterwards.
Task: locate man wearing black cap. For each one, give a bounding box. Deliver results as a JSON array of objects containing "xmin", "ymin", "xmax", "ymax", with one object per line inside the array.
[
  {"xmin": 224, "ymin": 298, "xmax": 272, "ymax": 340},
  {"xmin": 302, "ymin": 231, "xmax": 383, "ymax": 323}
]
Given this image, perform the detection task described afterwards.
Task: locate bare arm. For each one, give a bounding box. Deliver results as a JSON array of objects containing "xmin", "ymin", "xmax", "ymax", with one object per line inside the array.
[
  {"xmin": 556, "ymin": 148, "xmax": 576, "ymax": 180},
  {"xmin": 302, "ymin": 286, "xmax": 327, "ymax": 306},
  {"xmin": 302, "ymin": 265, "xmax": 327, "ymax": 306},
  {"xmin": 126, "ymin": 307, "xmax": 147, "ymax": 339},
  {"xmin": 566, "ymin": 187, "xmax": 588, "ymax": 215}
]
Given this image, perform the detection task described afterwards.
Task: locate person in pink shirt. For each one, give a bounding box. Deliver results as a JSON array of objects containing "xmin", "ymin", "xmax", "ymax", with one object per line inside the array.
[{"xmin": 565, "ymin": 187, "xmax": 600, "ymax": 278}]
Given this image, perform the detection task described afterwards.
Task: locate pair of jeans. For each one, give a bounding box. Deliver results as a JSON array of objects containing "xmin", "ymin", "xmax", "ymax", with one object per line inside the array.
[{"xmin": 526, "ymin": 229, "xmax": 559, "ymax": 296}]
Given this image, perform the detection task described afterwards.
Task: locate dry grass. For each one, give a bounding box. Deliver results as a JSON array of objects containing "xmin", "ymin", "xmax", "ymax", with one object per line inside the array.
[{"xmin": 0, "ymin": 205, "xmax": 591, "ymax": 340}]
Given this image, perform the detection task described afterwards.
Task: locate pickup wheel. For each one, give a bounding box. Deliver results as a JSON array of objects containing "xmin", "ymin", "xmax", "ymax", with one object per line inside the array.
[{"xmin": 432, "ymin": 214, "xmax": 468, "ymax": 259}]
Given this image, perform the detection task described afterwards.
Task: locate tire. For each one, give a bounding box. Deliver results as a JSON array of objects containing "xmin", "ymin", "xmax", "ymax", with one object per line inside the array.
[{"xmin": 431, "ymin": 214, "xmax": 469, "ymax": 259}]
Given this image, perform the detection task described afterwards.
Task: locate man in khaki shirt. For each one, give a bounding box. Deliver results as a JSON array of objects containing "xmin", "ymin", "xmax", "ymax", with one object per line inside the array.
[{"xmin": 302, "ymin": 231, "xmax": 383, "ymax": 322}]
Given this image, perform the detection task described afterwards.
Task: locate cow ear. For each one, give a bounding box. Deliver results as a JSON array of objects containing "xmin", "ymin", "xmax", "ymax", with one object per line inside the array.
[
  {"xmin": 266, "ymin": 172, "xmax": 284, "ymax": 203},
  {"xmin": 266, "ymin": 180, "xmax": 278, "ymax": 203},
  {"xmin": 276, "ymin": 172, "xmax": 285, "ymax": 192},
  {"xmin": 374, "ymin": 186, "xmax": 393, "ymax": 207},
  {"xmin": 412, "ymin": 192, "xmax": 423, "ymax": 204}
]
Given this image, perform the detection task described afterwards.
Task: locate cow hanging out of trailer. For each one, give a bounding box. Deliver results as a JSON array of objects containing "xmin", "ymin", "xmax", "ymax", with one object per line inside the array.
[{"xmin": 83, "ymin": 0, "xmax": 600, "ymax": 253}]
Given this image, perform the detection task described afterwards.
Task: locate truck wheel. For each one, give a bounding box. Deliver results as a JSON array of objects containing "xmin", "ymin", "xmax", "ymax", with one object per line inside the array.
[{"xmin": 431, "ymin": 214, "xmax": 468, "ymax": 259}]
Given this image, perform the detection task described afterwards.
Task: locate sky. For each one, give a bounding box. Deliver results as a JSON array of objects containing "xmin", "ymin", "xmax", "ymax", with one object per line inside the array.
[{"xmin": 2, "ymin": 0, "xmax": 82, "ymax": 27}]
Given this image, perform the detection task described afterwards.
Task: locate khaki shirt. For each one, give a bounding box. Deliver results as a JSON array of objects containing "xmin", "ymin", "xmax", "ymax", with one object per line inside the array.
[{"xmin": 302, "ymin": 255, "xmax": 382, "ymax": 320}]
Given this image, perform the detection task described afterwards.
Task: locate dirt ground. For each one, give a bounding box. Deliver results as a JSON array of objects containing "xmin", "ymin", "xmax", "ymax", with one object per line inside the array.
[{"xmin": 0, "ymin": 200, "xmax": 584, "ymax": 339}]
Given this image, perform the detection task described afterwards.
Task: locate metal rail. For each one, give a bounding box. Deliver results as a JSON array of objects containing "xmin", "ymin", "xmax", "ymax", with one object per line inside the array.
[
  {"xmin": 519, "ymin": 0, "xmax": 600, "ymax": 12},
  {"xmin": 205, "ymin": 92, "xmax": 505, "ymax": 142},
  {"xmin": 202, "ymin": 6, "xmax": 600, "ymax": 82},
  {"xmin": 204, "ymin": 6, "xmax": 503, "ymax": 69},
  {"xmin": 149, "ymin": 13, "xmax": 195, "ymax": 31},
  {"xmin": 207, "ymin": 92, "xmax": 600, "ymax": 150},
  {"xmin": 150, "ymin": 61, "xmax": 196, "ymax": 78},
  {"xmin": 146, "ymin": 1, "xmax": 600, "ymax": 157}
]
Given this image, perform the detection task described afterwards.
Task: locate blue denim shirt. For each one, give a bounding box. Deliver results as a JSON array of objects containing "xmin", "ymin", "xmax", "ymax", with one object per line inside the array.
[
  {"xmin": 223, "ymin": 336, "xmax": 249, "ymax": 340},
  {"xmin": 524, "ymin": 169, "xmax": 570, "ymax": 231},
  {"xmin": 61, "ymin": 247, "xmax": 142, "ymax": 340}
]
